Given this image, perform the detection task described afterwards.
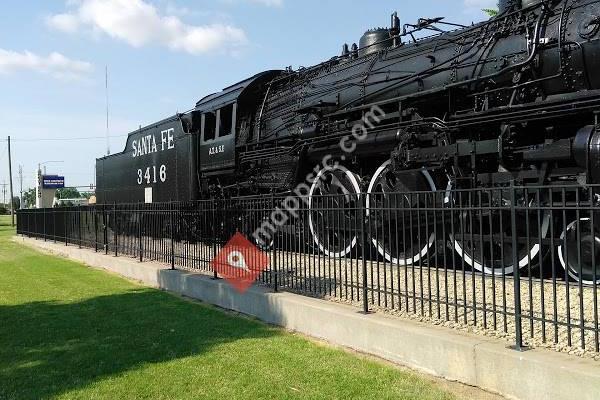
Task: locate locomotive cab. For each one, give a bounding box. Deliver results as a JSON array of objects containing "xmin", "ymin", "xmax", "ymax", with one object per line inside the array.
[
  {"xmin": 194, "ymin": 70, "xmax": 282, "ymax": 182},
  {"xmin": 199, "ymin": 102, "xmax": 237, "ymax": 174}
]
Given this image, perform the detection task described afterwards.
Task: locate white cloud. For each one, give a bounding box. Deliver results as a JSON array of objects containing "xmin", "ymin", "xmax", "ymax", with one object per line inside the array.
[
  {"xmin": 46, "ymin": 13, "xmax": 81, "ymax": 33},
  {"xmin": 0, "ymin": 49, "xmax": 93, "ymax": 80},
  {"xmin": 47, "ymin": 0, "xmax": 247, "ymax": 55}
]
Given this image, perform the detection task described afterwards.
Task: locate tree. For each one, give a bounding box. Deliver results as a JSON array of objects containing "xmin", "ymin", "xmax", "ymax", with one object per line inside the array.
[
  {"xmin": 23, "ymin": 189, "xmax": 36, "ymax": 209},
  {"xmin": 56, "ymin": 187, "xmax": 81, "ymax": 199},
  {"xmin": 11, "ymin": 196, "xmax": 20, "ymax": 210},
  {"xmin": 483, "ymin": 2, "xmax": 499, "ymax": 17}
]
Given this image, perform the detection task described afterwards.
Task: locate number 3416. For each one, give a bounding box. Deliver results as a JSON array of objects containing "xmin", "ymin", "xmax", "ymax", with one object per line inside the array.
[{"xmin": 137, "ymin": 165, "xmax": 167, "ymax": 185}]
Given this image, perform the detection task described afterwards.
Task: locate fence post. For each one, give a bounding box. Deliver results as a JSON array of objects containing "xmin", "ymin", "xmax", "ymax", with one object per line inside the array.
[
  {"xmin": 271, "ymin": 192, "xmax": 278, "ymax": 292},
  {"xmin": 94, "ymin": 206, "xmax": 98, "ymax": 252},
  {"xmin": 510, "ymin": 181, "xmax": 526, "ymax": 351},
  {"xmin": 360, "ymin": 190, "xmax": 370, "ymax": 314},
  {"xmin": 78, "ymin": 206, "xmax": 82, "ymax": 249},
  {"xmin": 170, "ymin": 202, "xmax": 175, "ymax": 270},
  {"xmin": 103, "ymin": 205, "xmax": 108, "ymax": 255},
  {"xmin": 43, "ymin": 207, "xmax": 47, "ymax": 242},
  {"xmin": 114, "ymin": 203, "xmax": 118, "ymax": 257},
  {"xmin": 64, "ymin": 208, "xmax": 68, "ymax": 246},
  {"xmin": 212, "ymin": 199, "xmax": 219, "ymax": 280},
  {"xmin": 138, "ymin": 204, "xmax": 143, "ymax": 263}
]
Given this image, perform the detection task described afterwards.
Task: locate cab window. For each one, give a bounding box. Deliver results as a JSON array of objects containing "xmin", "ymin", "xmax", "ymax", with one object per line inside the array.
[
  {"xmin": 218, "ymin": 104, "xmax": 234, "ymax": 137},
  {"xmin": 202, "ymin": 112, "xmax": 216, "ymax": 141}
]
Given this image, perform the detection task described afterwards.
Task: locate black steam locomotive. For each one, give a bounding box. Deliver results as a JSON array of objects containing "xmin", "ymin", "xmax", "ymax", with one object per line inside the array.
[{"xmin": 96, "ymin": 0, "xmax": 600, "ymax": 282}]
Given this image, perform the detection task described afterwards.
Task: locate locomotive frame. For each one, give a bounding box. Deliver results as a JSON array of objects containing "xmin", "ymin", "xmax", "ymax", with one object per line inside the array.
[{"xmin": 96, "ymin": 0, "xmax": 600, "ymax": 284}]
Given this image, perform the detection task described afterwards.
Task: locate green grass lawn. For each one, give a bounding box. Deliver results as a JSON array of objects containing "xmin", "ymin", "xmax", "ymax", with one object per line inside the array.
[{"xmin": 0, "ymin": 215, "xmax": 456, "ymax": 400}]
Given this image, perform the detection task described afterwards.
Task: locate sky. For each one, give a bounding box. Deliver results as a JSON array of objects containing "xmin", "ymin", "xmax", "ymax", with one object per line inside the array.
[{"xmin": 0, "ymin": 0, "xmax": 495, "ymax": 197}]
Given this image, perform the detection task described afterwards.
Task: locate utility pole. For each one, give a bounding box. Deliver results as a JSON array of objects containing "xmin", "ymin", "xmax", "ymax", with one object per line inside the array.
[
  {"xmin": 18, "ymin": 165, "xmax": 23, "ymax": 210},
  {"xmin": 8, "ymin": 136, "xmax": 14, "ymax": 226},
  {"xmin": 1, "ymin": 182, "xmax": 6, "ymax": 205}
]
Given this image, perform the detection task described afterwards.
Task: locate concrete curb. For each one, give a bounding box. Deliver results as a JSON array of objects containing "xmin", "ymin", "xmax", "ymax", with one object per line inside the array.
[{"xmin": 16, "ymin": 236, "xmax": 600, "ymax": 400}]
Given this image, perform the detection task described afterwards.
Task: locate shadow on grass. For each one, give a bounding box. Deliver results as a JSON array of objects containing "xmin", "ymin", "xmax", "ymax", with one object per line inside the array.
[{"xmin": 0, "ymin": 288, "xmax": 276, "ymax": 399}]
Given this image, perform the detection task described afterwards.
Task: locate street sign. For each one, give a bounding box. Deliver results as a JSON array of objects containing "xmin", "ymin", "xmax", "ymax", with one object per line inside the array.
[{"xmin": 42, "ymin": 175, "xmax": 65, "ymax": 189}]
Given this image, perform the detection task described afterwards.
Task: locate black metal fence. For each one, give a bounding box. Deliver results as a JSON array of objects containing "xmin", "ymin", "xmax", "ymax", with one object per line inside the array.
[{"xmin": 16, "ymin": 184, "xmax": 600, "ymax": 353}]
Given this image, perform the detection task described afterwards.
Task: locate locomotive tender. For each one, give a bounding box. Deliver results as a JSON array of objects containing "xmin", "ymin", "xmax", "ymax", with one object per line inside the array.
[{"xmin": 96, "ymin": 0, "xmax": 600, "ymax": 283}]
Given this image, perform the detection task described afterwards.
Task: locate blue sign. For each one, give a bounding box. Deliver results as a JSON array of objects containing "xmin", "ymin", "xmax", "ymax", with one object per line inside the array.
[{"xmin": 42, "ymin": 175, "xmax": 65, "ymax": 189}]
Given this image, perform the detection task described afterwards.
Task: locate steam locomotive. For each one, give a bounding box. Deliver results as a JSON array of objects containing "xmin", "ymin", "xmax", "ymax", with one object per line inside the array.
[{"xmin": 96, "ymin": 0, "xmax": 600, "ymax": 283}]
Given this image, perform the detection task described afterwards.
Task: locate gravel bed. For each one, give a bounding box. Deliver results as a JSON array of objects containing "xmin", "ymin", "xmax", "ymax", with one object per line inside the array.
[{"xmin": 271, "ymin": 251, "xmax": 600, "ymax": 360}]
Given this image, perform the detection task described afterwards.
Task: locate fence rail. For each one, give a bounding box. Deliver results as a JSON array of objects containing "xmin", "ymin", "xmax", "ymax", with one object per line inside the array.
[{"xmin": 16, "ymin": 184, "xmax": 600, "ymax": 353}]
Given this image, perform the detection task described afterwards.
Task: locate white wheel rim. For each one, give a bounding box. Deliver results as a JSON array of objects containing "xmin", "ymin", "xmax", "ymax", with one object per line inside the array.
[
  {"xmin": 254, "ymin": 231, "xmax": 274, "ymax": 251},
  {"xmin": 308, "ymin": 165, "xmax": 360, "ymax": 258},
  {"xmin": 558, "ymin": 218, "xmax": 600, "ymax": 285},
  {"xmin": 449, "ymin": 187, "xmax": 550, "ymax": 275},
  {"xmin": 366, "ymin": 160, "xmax": 436, "ymax": 266}
]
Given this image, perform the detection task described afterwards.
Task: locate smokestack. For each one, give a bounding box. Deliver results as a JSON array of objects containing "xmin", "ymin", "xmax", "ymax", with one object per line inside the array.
[
  {"xmin": 341, "ymin": 43, "xmax": 350, "ymax": 57},
  {"xmin": 390, "ymin": 12, "xmax": 401, "ymax": 47}
]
